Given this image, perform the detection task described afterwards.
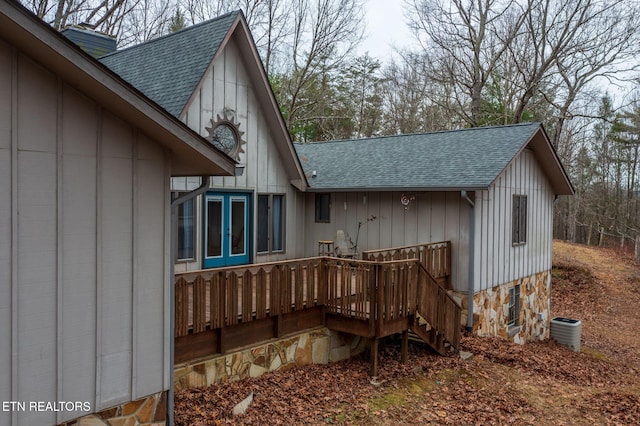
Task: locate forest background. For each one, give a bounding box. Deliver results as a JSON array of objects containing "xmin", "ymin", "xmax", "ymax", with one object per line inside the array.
[{"xmin": 21, "ymin": 0, "xmax": 640, "ymax": 249}]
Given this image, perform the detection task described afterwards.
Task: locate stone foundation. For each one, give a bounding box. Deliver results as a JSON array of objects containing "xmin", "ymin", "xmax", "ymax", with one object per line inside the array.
[
  {"xmin": 58, "ymin": 391, "xmax": 166, "ymax": 426},
  {"xmin": 174, "ymin": 326, "xmax": 367, "ymax": 390},
  {"xmin": 453, "ymin": 270, "xmax": 551, "ymax": 344}
]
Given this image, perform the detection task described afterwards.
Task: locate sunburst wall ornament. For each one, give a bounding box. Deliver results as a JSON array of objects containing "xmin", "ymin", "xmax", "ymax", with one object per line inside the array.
[{"xmin": 205, "ymin": 111, "xmax": 246, "ymax": 161}]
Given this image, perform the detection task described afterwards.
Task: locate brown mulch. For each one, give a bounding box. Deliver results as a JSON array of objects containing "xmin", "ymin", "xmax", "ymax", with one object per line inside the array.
[{"xmin": 175, "ymin": 241, "xmax": 640, "ymax": 425}]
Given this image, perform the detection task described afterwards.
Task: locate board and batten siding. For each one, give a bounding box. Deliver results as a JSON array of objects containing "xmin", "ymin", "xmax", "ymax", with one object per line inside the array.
[
  {"xmin": 0, "ymin": 42, "xmax": 171, "ymax": 425},
  {"xmin": 474, "ymin": 147, "xmax": 554, "ymax": 291},
  {"xmin": 173, "ymin": 35, "xmax": 305, "ymax": 272},
  {"xmin": 303, "ymin": 191, "xmax": 470, "ymax": 292}
]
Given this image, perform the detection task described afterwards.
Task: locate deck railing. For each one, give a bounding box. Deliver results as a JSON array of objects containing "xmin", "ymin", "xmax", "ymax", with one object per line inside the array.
[
  {"xmin": 362, "ymin": 241, "xmax": 451, "ymax": 288},
  {"xmin": 175, "ymin": 257, "xmax": 326, "ymax": 337},
  {"xmin": 174, "ymin": 243, "xmax": 460, "ymax": 369}
]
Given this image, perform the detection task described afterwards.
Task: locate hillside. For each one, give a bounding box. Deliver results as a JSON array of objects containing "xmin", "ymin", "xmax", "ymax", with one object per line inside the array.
[{"xmin": 175, "ymin": 241, "xmax": 640, "ymax": 425}]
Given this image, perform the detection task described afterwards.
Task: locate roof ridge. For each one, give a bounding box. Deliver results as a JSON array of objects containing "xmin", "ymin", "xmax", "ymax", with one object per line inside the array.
[
  {"xmin": 98, "ymin": 10, "xmax": 240, "ymax": 59},
  {"xmin": 296, "ymin": 122, "xmax": 541, "ymax": 146}
]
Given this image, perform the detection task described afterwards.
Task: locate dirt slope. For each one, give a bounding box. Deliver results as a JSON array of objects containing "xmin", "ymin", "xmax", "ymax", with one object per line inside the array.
[{"xmin": 175, "ymin": 241, "xmax": 640, "ymax": 425}]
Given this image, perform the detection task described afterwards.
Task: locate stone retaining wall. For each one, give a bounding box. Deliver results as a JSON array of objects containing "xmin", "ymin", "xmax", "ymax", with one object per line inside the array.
[
  {"xmin": 174, "ymin": 327, "xmax": 367, "ymax": 390},
  {"xmin": 453, "ymin": 270, "xmax": 551, "ymax": 344},
  {"xmin": 58, "ymin": 391, "xmax": 166, "ymax": 426}
]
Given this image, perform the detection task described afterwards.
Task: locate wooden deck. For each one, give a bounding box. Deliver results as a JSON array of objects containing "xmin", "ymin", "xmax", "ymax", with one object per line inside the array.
[{"xmin": 174, "ymin": 242, "xmax": 461, "ymax": 375}]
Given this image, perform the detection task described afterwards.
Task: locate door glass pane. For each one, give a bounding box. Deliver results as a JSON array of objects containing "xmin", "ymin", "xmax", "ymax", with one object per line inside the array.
[
  {"xmin": 257, "ymin": 195, "xmax": 269, "ymax": 253},
  {"xmin": 230, "ymin": 198, "xmax": 246, "ymax": 255},
  {"xmin": 206, "ymin": 198, "xmax": 222, "ymax": 258}
]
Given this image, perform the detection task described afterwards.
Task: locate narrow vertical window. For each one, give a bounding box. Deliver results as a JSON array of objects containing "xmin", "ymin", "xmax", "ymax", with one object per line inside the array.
[
  {"xmin": 257, "ymin": 195, "xmax": 269, "ymax": 253},
  {"xmin": 177, "ymin": 198, "xmax": 195, "ymax": 260},
  {"xmin": 272, "ymin": 194, "xmax": 285, "ymax": 251},
  {"xmin": 508, "ymin": 284, "xmax": 521, "ymax": 327},
  {"xmin": 257, "ymin": 194, "xmax": 286, "ymax": 254},
  {"xmin": 512, "ymin": 195, "xmax": 527, "ymax": 245},
  {"xmin": 315, "ymin": 193, "xmax": 331, "ymax": 223}
]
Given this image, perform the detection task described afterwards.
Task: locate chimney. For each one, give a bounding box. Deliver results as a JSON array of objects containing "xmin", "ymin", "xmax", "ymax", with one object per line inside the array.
[{"xmin": 61, "ymin": 26, "xmax": 117, "ymax": 58}]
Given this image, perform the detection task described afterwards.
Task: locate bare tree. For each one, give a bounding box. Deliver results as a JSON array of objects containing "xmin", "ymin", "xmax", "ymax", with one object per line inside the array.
[
  {"xmin": 509, "ymin": 0, "xmax": 640, "ymax": 145},
  {"xmin": 21, "ymin": 0, "xmax": 178, "ymax": 46},
  {"xmin": 274, "ymin": 0, "xmax": 364, "ymax": 141},
  {"xmin": 405, "ymin": 0, "xmax": 640, "ymax": 142},
  {"xmin": 406, "ymin": 0, "xmax": 526, "ymax": 127}
]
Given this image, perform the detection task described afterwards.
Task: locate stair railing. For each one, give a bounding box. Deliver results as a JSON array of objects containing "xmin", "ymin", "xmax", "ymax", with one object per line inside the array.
[{"xmin": 415, "ymin": 263, "xmax": 461, "ymax": 351}]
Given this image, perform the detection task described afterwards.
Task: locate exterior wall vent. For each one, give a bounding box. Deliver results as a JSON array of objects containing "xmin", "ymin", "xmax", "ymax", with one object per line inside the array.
[
  {"xmin": 61, "ymin": 26, "xmax": 117, "ymax": 58},
  {"xmin": 550, "ymin": 317, "xmax": 581, "ymax": 352}
]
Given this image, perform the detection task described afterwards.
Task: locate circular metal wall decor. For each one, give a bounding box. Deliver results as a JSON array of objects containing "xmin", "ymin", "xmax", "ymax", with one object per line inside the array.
[
  {"xmin": 205, "ymin": 112, "xmax": 245, "ymax": 161},
  {"xmin": 400, "ymin": 193, "xmax": 416, "ymax": 210}
]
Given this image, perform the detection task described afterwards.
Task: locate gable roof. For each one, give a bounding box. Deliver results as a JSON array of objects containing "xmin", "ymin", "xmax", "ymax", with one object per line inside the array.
[
  {"xmin": 0, "ymin": 0, "xmax": 236, "ymax": 177},
  {"xmin": 100, "ymin": 11, "xmax": 308, "ymax": 189},
  {"xmin": 99, "ymin": 11, "xmax": 238, "ymax": 117},
  {"xmin": 295, "ymin": 123, "xmax": 574, "ymax": 195}
]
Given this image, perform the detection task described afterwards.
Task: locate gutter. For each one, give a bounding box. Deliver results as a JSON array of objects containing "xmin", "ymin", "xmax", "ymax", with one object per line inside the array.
[
  {"xmin": 461, "ymin": 190, "xmax": 475, "ymax": 333},
  {"xmin": 303, "ymin": 186, "xmax": 488, "ymax": 193},
  {"xmin": 167, "ymin": 176, "xmax": 211, "ymax": 425}
]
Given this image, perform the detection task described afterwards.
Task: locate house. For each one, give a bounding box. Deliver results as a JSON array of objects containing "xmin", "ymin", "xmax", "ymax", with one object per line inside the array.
[
  {"xmin": 0, "ymin": 1, "xmax": 235, "ymax": 425},
  {"xmin": 98, "ymin": 10, "xmax": 572, "ymax": 346},
  {"xmin": 0, "ymin": 2, "xmax": 573, "ymax": 422},
  {"xmin": 296, "ymin": 125, "xmax": 574, "ymax": 342}
]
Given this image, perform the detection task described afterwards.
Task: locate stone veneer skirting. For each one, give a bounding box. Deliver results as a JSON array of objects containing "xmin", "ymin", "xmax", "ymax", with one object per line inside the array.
[
  {"xmin": 57, "ymin": 391, "xmax": 166, "ymax": 426},
  {"xmin": 452, "ymin": 270, "xmax": 551, "ymax": 344},
  {"xmin": 174, "ymin": 326, "xmax": 368, "ymax": 390}
]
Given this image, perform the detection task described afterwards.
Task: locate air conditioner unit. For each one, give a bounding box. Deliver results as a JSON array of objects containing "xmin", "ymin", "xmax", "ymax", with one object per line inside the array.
[{"xmin": 550, "ymin": 317, "xmax": 581, "ymax": 352}]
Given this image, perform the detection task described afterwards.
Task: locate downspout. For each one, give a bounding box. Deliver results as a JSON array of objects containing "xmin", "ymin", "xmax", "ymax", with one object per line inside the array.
[
  {"xmin": 461, "ymin": 191, "xmax": 475, "ymax": 333},
  {"xmin": 167, "ymin": 176, "xmax": 210, "ymax": 426}
]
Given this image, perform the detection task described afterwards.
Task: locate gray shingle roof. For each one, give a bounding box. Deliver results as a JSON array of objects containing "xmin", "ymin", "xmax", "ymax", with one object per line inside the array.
[
  {"xmin": 294, "ymin": 123, "xmax": 541, "ymax": 190},
  {"xmin": 99, "ymin": 11, "xmax": 238, "ymax": 117}
]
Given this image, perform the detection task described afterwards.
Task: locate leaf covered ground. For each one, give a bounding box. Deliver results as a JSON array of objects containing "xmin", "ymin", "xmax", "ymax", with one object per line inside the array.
[{"xmin": 175, "ymin": 241, "xmax": 640, "ymax": 425}]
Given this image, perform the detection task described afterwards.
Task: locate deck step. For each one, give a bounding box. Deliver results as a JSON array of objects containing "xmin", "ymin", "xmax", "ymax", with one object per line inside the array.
[{"xmin": 410, "ymin": 322, "xmax": 447, "ymax": 355}]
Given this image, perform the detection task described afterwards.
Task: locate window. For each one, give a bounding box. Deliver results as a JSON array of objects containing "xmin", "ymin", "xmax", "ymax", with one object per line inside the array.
[
  {"xmin": 512, "ymin": 195, "xmax": 527, "ymax": 245},
  {"xmin": 315, "ymin": 193, "xmax": 331, "ymax": 223},
  {"xmin": 176, "ymin": 197, "xmax": 195, "ymax": 260},
  {"xmin": 257, "ymin": 194, "xmax": 285, "ymax": 253},
  {"xmin": 508, "ymin": 284, "xmax": 521, "ymax": 327}
]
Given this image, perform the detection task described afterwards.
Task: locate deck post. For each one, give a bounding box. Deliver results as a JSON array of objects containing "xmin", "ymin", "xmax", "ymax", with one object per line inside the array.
[
  {"xmin": 401, "ymin": 330, "xmax": 408, "ymax": 364},
  {"xmin": 375, "ymin": 264, "xmax": 384, "ymax": 336},
  {"xmin": 216, "ymin": 326, "xmax": 225, "ymax": 354},
  {"xmin": 274, "ymin": 314, "xmax": 282, "ymax": 338},
  {"xmin": 370, "ymin": 338, "xmax": 379, "ymax": 376}
]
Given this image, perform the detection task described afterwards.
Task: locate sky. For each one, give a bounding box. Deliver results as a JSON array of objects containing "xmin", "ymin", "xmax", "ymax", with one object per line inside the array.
[{"xmin": 357, "ymin": 0, "xmax": 417, "ymax": 61}]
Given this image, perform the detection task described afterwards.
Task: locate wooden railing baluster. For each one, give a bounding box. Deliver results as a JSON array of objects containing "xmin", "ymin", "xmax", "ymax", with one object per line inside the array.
[
  {"xmin": 175, "ymin": 277, "xmax": 189, "ymax": 337},
  {"xmin": 193, "ymin": 276, "xmax": 207, "ymax": 333}
]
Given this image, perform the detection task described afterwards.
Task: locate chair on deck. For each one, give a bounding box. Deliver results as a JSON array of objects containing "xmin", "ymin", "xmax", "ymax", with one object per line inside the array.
[{"xmin": 334, "ymin": 229, "xmax": 357, "ymax": 259}]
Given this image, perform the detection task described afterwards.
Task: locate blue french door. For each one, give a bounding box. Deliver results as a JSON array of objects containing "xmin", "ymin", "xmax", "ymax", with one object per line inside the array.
[{"xmin": 203, "ymin": 193, "xmax": 250, "ymax": 268}]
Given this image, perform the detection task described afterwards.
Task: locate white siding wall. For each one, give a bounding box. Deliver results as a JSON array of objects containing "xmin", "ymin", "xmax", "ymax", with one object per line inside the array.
[
  {"xmin": 0, "ymin": 43, "xmax": 171, "ymax": 424},
  {"xmin": 303, "ymin": 191, "xmax": 470, "ymax": 292},
  {"xmin": 474, "ymin": 148, "xmax": 554, "ymax": 291},
  {"xmin": 175, "ymin": 36, "xmax": 305, "ymax": 272}
]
